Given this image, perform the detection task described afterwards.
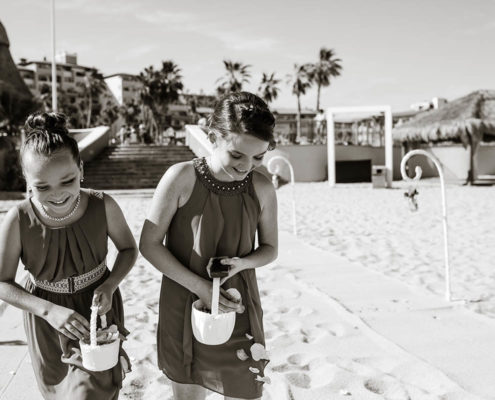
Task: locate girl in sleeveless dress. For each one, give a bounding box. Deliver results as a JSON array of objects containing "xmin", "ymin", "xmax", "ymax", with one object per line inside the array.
[
  {"xmin": 140, "ymin": 92, "xmax": 278, "ymax": 400},
  {"xmin": 0, "ymin": 112, "xmax": 138, "ymax": 399}
]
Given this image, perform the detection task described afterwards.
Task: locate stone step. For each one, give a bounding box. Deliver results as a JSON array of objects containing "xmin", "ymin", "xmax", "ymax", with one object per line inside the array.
[{"xmin": 83, "ymin": 145, "xmax": 195, "ymax": 189}]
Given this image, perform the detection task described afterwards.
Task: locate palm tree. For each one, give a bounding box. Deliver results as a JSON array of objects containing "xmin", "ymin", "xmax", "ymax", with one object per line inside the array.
[
  {"xmin": 216, "ymin": 60, "xmax": 251, "ymax": 95},
  {"xmin": 308, "ymin": 48, "xmax": 342, "ymax": 111},
  {"xmin": 83, "ymin": 69, "xmax": 107, "ymax": 128},
  {"xmin": 258, "ymin": 72, "xmax": 280, "ymax": 104},
  {"xmin": 287, "ymin": 64, "xmax": 312, "ymax": 142},
  {"xmin": 139, "ymin": 61, "xmax": 183, "ymax": 141}
]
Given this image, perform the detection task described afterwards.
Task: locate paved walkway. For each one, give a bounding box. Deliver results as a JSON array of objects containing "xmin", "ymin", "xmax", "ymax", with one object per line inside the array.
[{"xmin": 1, "ymin": 232, "xmax": 494, "ymax": 399}]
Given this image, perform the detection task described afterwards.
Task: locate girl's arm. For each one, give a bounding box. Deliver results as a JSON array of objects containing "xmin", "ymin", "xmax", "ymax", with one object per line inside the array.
[
  {"xmin": 92, "ymin": 194, "xmax": 138, "ymax": 314},
  {"xmin": 139, "ymin": 162, "xmax": 240, "ymax": 312},
  {"xmin": 0, "ymin": 207, "xmax": 89, "ymax": 340},
  {"xmin": 220, "ymin": 171, "xmax": 278, "ymax": 283}
]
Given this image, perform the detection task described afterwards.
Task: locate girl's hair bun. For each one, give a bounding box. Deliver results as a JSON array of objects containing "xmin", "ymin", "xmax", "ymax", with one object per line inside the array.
[
  {"xmin": 209, "ymin": 92, "xmax": 276, "ymax": 149},
  {"xmin": 21, "ymin": 111, "xmax": 80, "ymax": 166},
  {"xmin": 25, "ymin": 112, "xmax": 68, "ymax": 136}
]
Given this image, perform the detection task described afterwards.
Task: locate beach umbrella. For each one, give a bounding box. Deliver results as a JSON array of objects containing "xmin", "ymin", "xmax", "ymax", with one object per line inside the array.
[{"xmin": 393, "ymin": 90, "xmax": 495, "ymax": 184}]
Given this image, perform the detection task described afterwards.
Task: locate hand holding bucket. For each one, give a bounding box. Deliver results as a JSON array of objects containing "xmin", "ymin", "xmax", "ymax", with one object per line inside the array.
[
  {"xmin": 80, "ymin": 306, "xmax": 120, "ymax": 371},
  {"xmin": 191, "ymin": 258, "xmax": 240, "ymax": 345}
]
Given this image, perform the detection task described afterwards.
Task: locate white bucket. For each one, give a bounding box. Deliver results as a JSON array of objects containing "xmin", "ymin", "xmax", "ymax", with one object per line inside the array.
[
  {"xmin": 80, "ymin": 338, "xmax": 120, "ymax": 371},
  {"xmin": 191, "ymin": 299, "xmax": 236, "ymax": 345},
  {"xmin": 80, "ymin": 307, "xmax": 120, "ymax": 371}
]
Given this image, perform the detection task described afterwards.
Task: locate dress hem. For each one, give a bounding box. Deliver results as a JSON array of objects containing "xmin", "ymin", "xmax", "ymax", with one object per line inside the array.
[{"xmin": 160, "ymin": 369, "xmax": 262, "ymax": 400}]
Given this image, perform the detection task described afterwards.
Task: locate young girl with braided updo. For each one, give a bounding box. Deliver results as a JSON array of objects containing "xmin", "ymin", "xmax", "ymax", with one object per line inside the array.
[
  {"xmin": 0, "ymin": 112, "xmax": 137, "ymax": 399},
  {"xmin": 140, "ymin": 92, "xmax": 278, "ymax": 400}
]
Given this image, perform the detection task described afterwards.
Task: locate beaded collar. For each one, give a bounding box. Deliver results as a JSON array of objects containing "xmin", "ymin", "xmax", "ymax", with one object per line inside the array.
[{"xmin": 193, "ymin": 157, "xmax": 252, "ymax": 196}]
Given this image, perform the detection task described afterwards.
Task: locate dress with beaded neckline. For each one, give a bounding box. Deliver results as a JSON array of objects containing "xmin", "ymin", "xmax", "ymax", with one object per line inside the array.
[{"xmin": 157, "ymin": 157, "xmax": 268, "ymax": 399}]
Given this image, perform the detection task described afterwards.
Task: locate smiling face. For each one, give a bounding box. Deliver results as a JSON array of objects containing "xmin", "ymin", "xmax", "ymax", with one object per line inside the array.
[
  {"xmin": 22, "ymin": 149, "xmax": 82, "ymax": 217},
  {"xmin": 211, "ymin": 132, "xmax": 270, "ymax": 181}
]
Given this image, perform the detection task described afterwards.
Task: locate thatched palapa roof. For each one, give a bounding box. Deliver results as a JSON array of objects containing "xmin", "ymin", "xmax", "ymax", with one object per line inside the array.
[{"xmin": 393, "ymin": 90, "xmax": 495, "ymax": 145}]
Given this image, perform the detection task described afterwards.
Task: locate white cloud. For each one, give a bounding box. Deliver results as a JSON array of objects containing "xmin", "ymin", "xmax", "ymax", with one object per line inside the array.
[
  {"xmin": 135, "ymin": 10, "xmax": 278, "ymax": 53},
  {"xmin": 115, "ymin": 43, "xmax": 158, "ymax": 62},
  {"xmin": 463, "ymin": 21, "xmax": 495, "ymax": 36},
  {"xmin": 136, "ymin": 11, "xmax": 196, "ymax": 25}
]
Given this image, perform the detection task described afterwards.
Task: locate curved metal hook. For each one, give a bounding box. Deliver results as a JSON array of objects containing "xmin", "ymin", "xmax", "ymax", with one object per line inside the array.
[
  {"xmin": 266, "ymin": 155, "xmax": 297, "ymax": 235},
  {"xmin": 400, "ymin": 149, "xmax": 451, "ymax": 302}
]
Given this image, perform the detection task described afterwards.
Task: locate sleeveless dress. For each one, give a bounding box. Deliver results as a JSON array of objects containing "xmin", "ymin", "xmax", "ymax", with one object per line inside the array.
[
  {"xmin": 17, "ymin": 190, "xmax": 130, "ymax": 400},
  {"xmin": 157, "ymin": 158, "xmax": 268, "ymax": 399}
]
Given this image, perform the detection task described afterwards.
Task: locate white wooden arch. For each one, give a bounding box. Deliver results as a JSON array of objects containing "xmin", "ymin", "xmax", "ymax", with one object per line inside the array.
[{"xmin": 326, "ymin": 105, "xmax": 393, "ymax": 187}]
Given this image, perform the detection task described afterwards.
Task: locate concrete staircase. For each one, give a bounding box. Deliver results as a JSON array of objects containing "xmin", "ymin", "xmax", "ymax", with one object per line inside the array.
[{"xmin": 82, "ymin": 144, "xmax": 196, "ymax": 190}]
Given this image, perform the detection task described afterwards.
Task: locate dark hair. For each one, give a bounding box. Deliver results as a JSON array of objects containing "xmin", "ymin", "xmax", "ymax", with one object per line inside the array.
[
  {"xmin": 209, "ymin": 92, "xmax": 276, "ymax": 150},
  {"xmin": 21, "ymin": 112, "xmax": 80, "ymax": 166}
]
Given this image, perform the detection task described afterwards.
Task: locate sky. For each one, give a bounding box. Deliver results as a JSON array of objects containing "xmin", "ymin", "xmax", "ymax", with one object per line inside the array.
[{"xmin": 2, "ymin": 0, "xmax": 495, "ymax": 112}]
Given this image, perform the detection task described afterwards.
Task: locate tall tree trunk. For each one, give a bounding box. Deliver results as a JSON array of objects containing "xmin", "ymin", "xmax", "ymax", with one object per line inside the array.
[
  {"xmin": 316, "ymin": 84, "xmax": 321, "ymax": 111},
  {"xmin": 466, "ymin": 135, "xmax": 479, "ymax": 185},
  {"xmin": 296, "ymin": 95, "xmax": 301, "ymax": 143},
  {"xmin": 86, "ymin": 95, "xmax": 92, "ymax": 128}
]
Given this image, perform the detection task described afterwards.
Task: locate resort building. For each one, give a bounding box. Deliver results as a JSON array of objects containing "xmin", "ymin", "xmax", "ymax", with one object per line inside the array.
[
  {"xmin": 103, "ymin": 73, "xmax": 143, "ymax": 105},
  {"xmin": 272, "ymin": 108, "xmax": 317, "ymax": 143},
  {"xmin": 410, "ymin": 96, "xmax": 447, "ymax": 111},
  {"xmin": 17, "ymin": 52, "xmax": 97, "ymax": 97}
]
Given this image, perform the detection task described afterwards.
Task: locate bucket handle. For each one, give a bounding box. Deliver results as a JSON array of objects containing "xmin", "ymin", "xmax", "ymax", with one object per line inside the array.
[
  {"xmin": 211, "ymin": 278, "xmax": 220, "ymax": 316},
  {"xmin": 89, "ymin": 306, "xmax": 107, "ymax": 347}
]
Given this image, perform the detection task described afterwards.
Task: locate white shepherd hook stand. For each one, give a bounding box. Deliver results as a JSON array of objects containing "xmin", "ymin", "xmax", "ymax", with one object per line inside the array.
[
  {"xmin": 400, "ymin": 150, "xmax": 451, "ymax": 302},
  {"xmin": 267, "ymin": 156, "xmax": 297, "ymax": 236}
]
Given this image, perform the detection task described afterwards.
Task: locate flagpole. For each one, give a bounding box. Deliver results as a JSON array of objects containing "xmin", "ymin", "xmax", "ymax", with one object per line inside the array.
[{"xmin": 51, "ymin": 0, "xmax": 57, "ymax": 111}]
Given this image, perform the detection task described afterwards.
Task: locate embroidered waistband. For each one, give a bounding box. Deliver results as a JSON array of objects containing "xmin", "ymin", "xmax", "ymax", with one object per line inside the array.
[{"xmin": 30, "ymin": 260, "xmax": 107, "ymax": 294}]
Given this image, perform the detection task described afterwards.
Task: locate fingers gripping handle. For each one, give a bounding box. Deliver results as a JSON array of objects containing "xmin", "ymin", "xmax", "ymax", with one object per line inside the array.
[{"xmin": 89, "ymin": 306, "xmax": 107, "ymax": 347}]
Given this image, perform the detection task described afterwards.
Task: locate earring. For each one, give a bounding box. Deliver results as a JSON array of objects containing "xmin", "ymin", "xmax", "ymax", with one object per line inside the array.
[
  {"xmin": 80, "ymin": 177, "xmax": 84, "ymax": 183},
  {"xmin": 208, "ymin": 132, "xmax": 216, "ymax": 144}
]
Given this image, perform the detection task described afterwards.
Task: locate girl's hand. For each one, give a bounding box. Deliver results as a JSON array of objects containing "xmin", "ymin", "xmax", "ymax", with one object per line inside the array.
[
  {"xmin": 46, "ymin": 305, "xmax": 90, "ymax": 341},
  {"xmin": 219, "ymin": 257, "xmax": 246, "ymax": 285},
  {"xmin": 194, "ymin": 279, "xmax": 242, "ymax": 313},
  {"xmin": 92, "ymin": 283, "xmax": 115, "ymax": 315}
]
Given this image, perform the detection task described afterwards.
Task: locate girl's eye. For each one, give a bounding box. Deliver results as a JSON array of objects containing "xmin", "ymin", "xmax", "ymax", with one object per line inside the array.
[
  {"xmin": 230, "ymin": 153, "xmax": 242, "ymax": 159},
  {"xmin": 62, "ymin": 178, "xmax": 76, "ymax": 185},
  {"xmin": 35, "ymin": 186, "xmax": 48, "ymax": 191},
  {"xmin": 254, "ymin": 156, "xmax": 264, "ymax": 161}
]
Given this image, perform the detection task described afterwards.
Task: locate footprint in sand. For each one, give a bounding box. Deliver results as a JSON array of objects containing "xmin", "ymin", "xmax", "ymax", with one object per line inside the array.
[
  {"xmin": 285, "ymin": 372, "xmax": 311, "ymax": 388},
  {"xmin": 316, "ymin": 322, "xmax": 347, "ymax": 337},
  {"xmin": 363, "ymin": 377, "xmax": 412, "ymax": 399},
  {"xmin": 270, "ymin": 288, "xmax": 301, "ymax": 300},
  {"xmin": 275, "ymin": 354, "xmax": 337, "ymax": 389},
  {"xmin": 273, "ymin": 319, "xmax": 301, "ymax": 333},
  {"xmin": 300, "ymin": 327, "xmax": 327, "ymax": 343},
  {"xmin": 287, "ymin": 306, "xmax": 314, "ymax": 317}
]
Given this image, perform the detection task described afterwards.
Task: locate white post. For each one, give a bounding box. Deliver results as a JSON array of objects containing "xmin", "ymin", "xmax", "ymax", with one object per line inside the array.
[
  {"xmin": 50, "ymin": 0, "xmax": 57, "ymax": 111},
  {"xmin": 327, "ymin": 105, "xmax": 393, "ymax": 188},
  {"xmin": 326, "ymin": 111, "xmax": 335, "ymax": 187},
  {"xmin": 267, "ymin": 156, "xmax": 297, "ymax": 236},
  {"xmin": 400, "ymin": 150, "xmax": 451, "ymax": 301},
  {"xmin": 384, "ymin": 106, "xmax": 393, "ymax": 188}
]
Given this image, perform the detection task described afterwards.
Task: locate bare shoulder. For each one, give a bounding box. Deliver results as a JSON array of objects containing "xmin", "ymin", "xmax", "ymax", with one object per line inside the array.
[
  {"xmin": 0, "ymin": 206, "xmax": 21, "ymax": 249},
  {"xmin": 155, "ymin": 160, "xmax": 197, "ymax": 207},
  {"xmin": 102, "ymin": 192, "xmax": 120, "ymax": 214},
  {"xmin": 252, "ymin": 170, "xmax": 276, "ymax": 209},
  {"xmin": 0, "ymin": 206, "xmax": 21, "ymax": 233}
]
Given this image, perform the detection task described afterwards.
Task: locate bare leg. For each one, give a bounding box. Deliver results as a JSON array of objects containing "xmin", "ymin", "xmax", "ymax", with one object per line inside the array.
[{"xmin": 171, "ymin": 381, "xmax": 207, "ymax": 400}]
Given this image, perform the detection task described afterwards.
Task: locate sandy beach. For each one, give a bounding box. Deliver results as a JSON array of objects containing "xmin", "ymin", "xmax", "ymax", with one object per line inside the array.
[
  {"xmin": 1, "ymin": 181, "xmax": 494, "ymax": 399},
  {"xmin": 109, "ymin": 180, "xmax": 494, "ymax": 399},
  {"xmin": 275, "ymin": 181, "xmax": 495, "ymax": 318}
]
